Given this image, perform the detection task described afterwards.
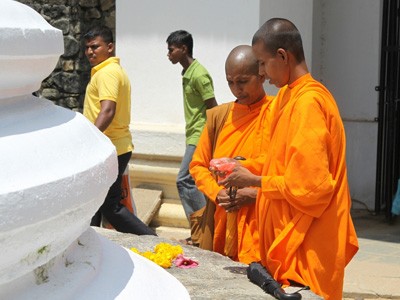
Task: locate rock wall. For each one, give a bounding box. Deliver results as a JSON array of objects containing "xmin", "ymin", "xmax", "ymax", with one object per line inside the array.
[{"xmin": 16, "ymin": 0, "xmax": 115, "ymax": 111}]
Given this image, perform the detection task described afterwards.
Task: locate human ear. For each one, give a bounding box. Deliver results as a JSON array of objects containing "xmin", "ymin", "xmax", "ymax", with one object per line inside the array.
[
  {"xmin": 107, "ymin": 43, "xmax": 115, "ymax": 54},
  {"xmin": 181, "ymin": 45, "xmax": 188, "ymax": 54},
  {"xmin": 277, "ymin": 48, "xmax": 288, "ymax": 63}
]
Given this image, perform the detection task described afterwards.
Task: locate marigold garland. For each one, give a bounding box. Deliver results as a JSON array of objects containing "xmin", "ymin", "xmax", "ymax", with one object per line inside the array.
[{"xmin": 131, "ymin": 242, "xmax": 184, "ymax": 268}]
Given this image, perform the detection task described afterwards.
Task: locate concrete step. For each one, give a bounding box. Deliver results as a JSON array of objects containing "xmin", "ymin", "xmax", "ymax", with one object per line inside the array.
[
  {"xmin": 132, "ymin": 188, "xmax": 162, "ymax": 225},
  {"xmin": 150, "ymin": 200, "xmax": 190, "ymax": 229},
  {"xmin": 132, "ymin": 187, "xmax": 189, "ymax": 229},
  {"xmin": 129, "ymin": 159, "xmax": 180, "ymax": 200}
]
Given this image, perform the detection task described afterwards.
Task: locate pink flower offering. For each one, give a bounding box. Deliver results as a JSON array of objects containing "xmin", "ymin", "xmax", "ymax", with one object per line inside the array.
[
  {"xmin": 209, "ymin": 158, "xmax": 237, "ymax": 179},
  {"xmin": 173, "ymin": 254, "xmax": 199, "ymax": 269}
]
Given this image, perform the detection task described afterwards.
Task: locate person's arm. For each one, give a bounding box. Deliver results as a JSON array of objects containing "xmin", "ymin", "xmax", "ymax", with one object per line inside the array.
[
  {"xmin": 189, "ymin": 126, "xmax": 224, "ymax": 202},
  {"xmin": 261, "ymin": 94, "xmax": 337, "ymax": 218},
  {"xmin": 95, "ymin": 100, "xmax": 116, "ymax": 132},
  {"xmin": 194, "ymin": 74, "xmax": 217, "ymax": 109},
  {"xmin": 240, "ymin": 156, "xmax": 266, "ymax": 174},
  {"xmin": 205, "ymin": 97, "xmax": 217, "ymax": 109},
  {"xmin": 221, "ymin": 92, "xmax": 337, "ymax": 218},
  {"xmin": 218, "ymin": 165, "xmax": 262, "ymax": 188}
]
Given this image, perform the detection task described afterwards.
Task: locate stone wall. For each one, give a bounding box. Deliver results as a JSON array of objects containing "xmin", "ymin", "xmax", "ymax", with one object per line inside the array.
[{"xmin": 16, "ymin": 0, "xmax": 115, "ymax": 112}]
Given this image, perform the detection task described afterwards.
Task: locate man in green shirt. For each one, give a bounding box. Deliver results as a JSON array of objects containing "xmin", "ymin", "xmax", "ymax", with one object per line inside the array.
[{"xmin": 167, "ymin": 30, "xmax": 217, "ymax": 244}]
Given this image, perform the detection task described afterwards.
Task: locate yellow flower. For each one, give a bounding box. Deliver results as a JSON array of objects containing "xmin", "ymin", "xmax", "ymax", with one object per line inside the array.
[{"xmin": 130, "ymin": 242, "xmax": 184, "ymax": 269}]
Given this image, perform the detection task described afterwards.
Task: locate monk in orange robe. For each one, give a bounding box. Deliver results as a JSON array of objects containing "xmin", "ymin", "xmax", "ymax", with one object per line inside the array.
[
  {"xmin": 189, "ymin": 45, "xmax": 274, "ymax": 264},
  {"xmin": 219, "ymin": 19, "xmax": 359, "ymax": 299}
]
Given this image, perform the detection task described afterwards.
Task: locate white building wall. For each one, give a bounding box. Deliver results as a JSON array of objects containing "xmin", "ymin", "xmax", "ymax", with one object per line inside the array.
[
  {"xmin": 313, "ymin": 0, "xmax": 381, "ymax": 209},
  {"xmin": 116, "ymin": 0, "xmax": 261, "ymax": 157},
  {"xmin": 116, "ymin": 0, "xmax": 381, "ymax": 209}
]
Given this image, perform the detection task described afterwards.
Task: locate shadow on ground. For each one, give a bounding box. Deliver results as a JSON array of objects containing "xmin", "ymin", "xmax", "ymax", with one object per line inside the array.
[{"xmin": 351, "ymin": 208, "xmax": 400, "ymax": 243}]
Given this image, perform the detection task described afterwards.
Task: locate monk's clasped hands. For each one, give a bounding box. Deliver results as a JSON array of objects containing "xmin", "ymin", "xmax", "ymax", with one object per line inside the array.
[{"xmin": 216, "ymin": 187, "xmax": 258, "ymax": 212}]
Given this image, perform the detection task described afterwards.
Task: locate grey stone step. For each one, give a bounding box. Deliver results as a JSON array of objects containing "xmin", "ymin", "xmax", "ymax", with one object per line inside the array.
[
  {"xmin": 132, "ymin": 188, "xmax": 162, "ymax": 225},
  {"xmin": 131, "ymin": 186, "xmax": 189, "ymax": 229},
  {"xmin": 150, "ymin": 200, "xmax": 190, "ymax": 229}
]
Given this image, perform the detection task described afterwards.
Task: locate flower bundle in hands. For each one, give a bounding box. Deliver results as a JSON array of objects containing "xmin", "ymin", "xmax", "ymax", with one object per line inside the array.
[
  {"xmin": 130, "ymin": 242, "xmax": 198, "ymax": 269},
  {"xmin": 209, "ymin": 157, "xmax": 238, "ymax": 179}
]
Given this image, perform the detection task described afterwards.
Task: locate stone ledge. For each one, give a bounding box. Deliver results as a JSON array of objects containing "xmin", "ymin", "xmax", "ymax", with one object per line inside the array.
[{"xmin": 95, "ymin": 227, "xmax": 322, "ymax": 300}]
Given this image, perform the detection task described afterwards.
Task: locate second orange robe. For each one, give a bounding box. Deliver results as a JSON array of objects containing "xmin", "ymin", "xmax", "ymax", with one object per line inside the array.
[
  {"xmin": 254, "ymin": 74, "xmax": 359, "ymax": 299},
  {"xmin": 190, "ymin": 95, "xmax": 273, "ymax": 264}
]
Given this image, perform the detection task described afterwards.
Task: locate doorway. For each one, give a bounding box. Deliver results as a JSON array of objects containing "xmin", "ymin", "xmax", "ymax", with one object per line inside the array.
[{"xmin": 375, "ymin": 0, "xmax": 400, "ymax": 221}]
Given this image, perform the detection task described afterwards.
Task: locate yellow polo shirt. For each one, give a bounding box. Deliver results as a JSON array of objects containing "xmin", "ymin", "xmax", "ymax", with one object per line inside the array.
[{"xmin": 83, "ymin": 57, "xmax": 133, "ymax": 155}]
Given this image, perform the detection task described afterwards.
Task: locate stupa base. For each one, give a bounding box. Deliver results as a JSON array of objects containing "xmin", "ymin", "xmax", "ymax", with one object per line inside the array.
[{"xmin": 0, "ymin": 227, "xmax": 190, "ymax": 299}]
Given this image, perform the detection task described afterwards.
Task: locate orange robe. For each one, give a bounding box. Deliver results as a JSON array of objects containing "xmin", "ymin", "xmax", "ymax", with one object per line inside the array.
[
  {"xmin": 190, "ymin": 95, "xmax": 274, "ymax": 264},
  {"xmin": 254, "ymin": 73, "xmax": 359, "ymax": 299}
]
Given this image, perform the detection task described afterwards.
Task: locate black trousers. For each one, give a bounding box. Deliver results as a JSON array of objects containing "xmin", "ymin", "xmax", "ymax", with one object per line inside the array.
[{"xmin": 90, "ymin": 151, "xmax": 156, "ymax": 236}]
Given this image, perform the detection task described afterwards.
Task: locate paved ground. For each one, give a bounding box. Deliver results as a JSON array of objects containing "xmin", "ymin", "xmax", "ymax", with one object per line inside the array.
[
  {"xmin": 155, "ymin": 208, "xmax": 400, "ymax": 299},
  {"xmin": 343, "ymin": 209, "xmax": 400, "ymax": 299}
]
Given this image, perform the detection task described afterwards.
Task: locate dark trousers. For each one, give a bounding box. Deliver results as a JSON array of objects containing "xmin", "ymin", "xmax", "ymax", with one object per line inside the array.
[{"xmin": 90, "ymin": 151, "xmax": 156, "ymax": 236}]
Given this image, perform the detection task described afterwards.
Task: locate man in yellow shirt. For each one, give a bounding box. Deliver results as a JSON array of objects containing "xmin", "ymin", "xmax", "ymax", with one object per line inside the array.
[{"xmin": 83, "ymin": 25, "xmax": 155, "ymax": 235}]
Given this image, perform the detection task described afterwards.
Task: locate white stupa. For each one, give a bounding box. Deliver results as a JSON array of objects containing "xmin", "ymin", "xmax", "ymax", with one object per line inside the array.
[{"xmin": 0, "ymin": 1, "xmax": 190, "ymax": 299}]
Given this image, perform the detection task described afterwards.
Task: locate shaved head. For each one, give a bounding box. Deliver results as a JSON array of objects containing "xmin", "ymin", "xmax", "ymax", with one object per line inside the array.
[
  {"xmin": 225, "ymin": 45, "xmax": 259, "ymax": 75},
  {"xmin": 252, "ymin": 18, "xmax": 305, "ymax": 63},
  {"xmin": 224, "ymin": 45, "xmax": 265, "ymax": 105}
]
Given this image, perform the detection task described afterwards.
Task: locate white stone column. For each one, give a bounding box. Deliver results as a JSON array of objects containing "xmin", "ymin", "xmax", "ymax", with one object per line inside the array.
[{"xmin": 0, "ymin": 2, "xmax": 190, "ymax": 299}]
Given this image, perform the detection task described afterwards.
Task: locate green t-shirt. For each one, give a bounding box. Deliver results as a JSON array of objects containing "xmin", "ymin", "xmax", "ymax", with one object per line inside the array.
[{"xmin": 182, "ymin": 59, "xmax": 215, "ymax": 145}]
